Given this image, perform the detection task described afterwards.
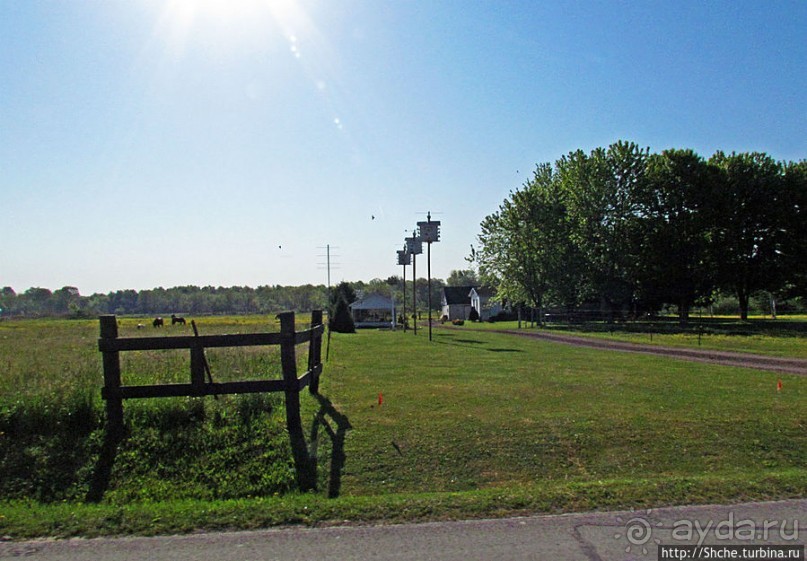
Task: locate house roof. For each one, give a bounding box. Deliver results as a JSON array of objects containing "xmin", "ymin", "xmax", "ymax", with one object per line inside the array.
[
  {"xmin": 470, "ymin": 286, "xmax": 496, "ymax": 299},
  {"xmin": 442, "ymin": 286, "xmax": 475, "ymax": 305},
  {"xmin": 349, "ymin": 293, "xmax": 394, "ymax": 310}
]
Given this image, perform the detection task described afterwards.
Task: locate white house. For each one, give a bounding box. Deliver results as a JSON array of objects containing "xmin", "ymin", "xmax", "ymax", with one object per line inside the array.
[
  {"xmin": 441, "ymin": 286, "xmax": 475, "ymax": 321},
  {"xmin": 469, "ymin": 287, "xmax": 501, "ymax": 320},
  {"xmin": 349, "ymin": 293, "xmax": 396, "ymax": 329}
]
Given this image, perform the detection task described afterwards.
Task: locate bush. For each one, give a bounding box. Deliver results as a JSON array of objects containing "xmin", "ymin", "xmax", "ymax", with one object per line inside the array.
[{"xmin": 330, "ymin": 298, "xmax": 355, "ymax": 333}]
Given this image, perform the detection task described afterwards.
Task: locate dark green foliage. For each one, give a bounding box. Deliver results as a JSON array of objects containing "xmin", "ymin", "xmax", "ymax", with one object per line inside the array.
[
  {"xmin": 0, "ymin": 284, "xmax": 331, "ymax": 318},
  {"xmin": 635, "ymin": 149, "xmax": 719, "ymax": 325},
  {"xmin": 328, "ymin": 282, "xmax": 356, "ymax": 333},
  {"xmin": 0, "ymin": 278, "xmax": 451, "ymax": 319},
  {"xmin": 0, "ymin": 393, "xmax": 101, "ymax": 502},
  {"xmin": 708, "ymin": 152, "xmax": 793, "ymax": 320},
  {"xmin": 0, "ymin": 393, "xmax": 295, "ymax": 503},
  {"xmin": 446, "ymin": 269, "xmax": 479, "ymax": 287},
  {"xmin": 329, "ymin": 282, "xmax": 356, "ymax": 310},
  {"xmin": 776, "ymin": 160, "xmax": 807, "ymax": 300},
  {"xmin": 474, "ymin": 141, "xmax": 807, "ymax": 320}
]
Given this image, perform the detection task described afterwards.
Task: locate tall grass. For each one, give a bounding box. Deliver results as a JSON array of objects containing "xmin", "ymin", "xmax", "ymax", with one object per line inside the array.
[{"xmin": 0, "ymin": 316, "xmax": 300, "ymax": 504}]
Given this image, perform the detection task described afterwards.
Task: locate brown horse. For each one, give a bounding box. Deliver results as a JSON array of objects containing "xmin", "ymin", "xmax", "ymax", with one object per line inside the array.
[{"xmin": 171, "ymin": 314, "xmax": 186, "ymax": 326}]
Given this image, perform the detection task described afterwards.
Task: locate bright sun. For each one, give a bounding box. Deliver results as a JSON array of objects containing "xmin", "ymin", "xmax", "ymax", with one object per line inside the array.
[{"xmin": 155, "ymin": 0, "xmax": 307, "ymax": 56}]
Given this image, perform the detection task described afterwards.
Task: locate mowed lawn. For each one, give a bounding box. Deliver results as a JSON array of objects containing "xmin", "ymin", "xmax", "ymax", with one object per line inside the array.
[{"xmin": 319, "ymin": 327, "xmax": 805, "ymax": 497}]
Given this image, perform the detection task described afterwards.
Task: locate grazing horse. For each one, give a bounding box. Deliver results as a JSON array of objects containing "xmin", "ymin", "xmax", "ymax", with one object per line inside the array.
[
  {"xmin": 171, "ymin": 314, "xmax": 186, "ymax": 326},
  {"xmin": 153, "ymin": 317, "xmax": 164, "ymax": 328}
]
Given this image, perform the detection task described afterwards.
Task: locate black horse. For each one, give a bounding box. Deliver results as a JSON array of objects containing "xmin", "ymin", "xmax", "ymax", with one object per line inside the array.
[
  {"xmin": 153, "ymin": 317, "xmax": 164, "ymax": 327},
  {"xmin": 171, "ymin": 314, "xmax": 186, "ymax": 326}
]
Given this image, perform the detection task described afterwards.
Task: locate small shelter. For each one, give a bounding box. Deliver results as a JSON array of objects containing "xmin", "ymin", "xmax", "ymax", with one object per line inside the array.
[{"xmin": 350, "ymin": 293, "xmax": 396, "ymax": 329}]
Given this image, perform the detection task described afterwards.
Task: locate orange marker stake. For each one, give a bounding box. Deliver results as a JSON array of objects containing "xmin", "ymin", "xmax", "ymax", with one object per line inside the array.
[
  {"xmin": 378, "ymin": 392, "xmax": 384, "ymax": 406},
  {"xmin": 777, "ymin": 379, "xmax": 783, "ymax": 392}
]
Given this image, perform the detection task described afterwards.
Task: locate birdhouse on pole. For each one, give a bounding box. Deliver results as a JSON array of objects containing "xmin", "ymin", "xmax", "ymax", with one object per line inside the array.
[{"xmin": 405, "ymin": 235, "xmax": 423, "ymax": 255}]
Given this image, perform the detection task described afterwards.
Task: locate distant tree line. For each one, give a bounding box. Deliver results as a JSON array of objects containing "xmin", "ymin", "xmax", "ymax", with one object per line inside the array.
[
  {"xmin": 0, "ymin": 273, "xmax": 478, "ymax": 319},
  {"xmin": 0, "ymin": 285, "xmax": 328, "ymax": 318},
  {"xmin": 474, "ymin": 141, "xmax": 807, "ymax": 324}
]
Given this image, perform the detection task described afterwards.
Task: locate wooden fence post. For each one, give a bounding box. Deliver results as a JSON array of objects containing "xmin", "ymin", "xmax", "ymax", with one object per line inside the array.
[
  {"xmin": 278, "ymin": 312, "xmax": 314, "ymax": 490},
  {"xmin": 190, "ymin": 344, "xmax": 206, "ymax": 394},
  {"xmin": 309, "ymin": 309, "xmax": 323, "ymax": 395},
  {"xmin": 99, "ymin": 315, "xmax": 124, "ymax": 438}
]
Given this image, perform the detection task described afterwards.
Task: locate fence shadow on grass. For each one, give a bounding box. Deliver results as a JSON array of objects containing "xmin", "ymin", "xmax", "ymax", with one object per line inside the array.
[
  {"xmin": 309, "ymin": 394, "xmax": 352, "ymax": 498},
  {"xmin": 85, "ymin": 427, "xmax": 122, "ymax": 503}
]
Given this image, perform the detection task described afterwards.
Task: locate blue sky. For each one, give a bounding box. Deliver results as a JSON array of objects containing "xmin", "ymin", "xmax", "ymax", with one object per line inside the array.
[{"xmin": 2, "ymin": 0, "xmax": 805, "ymax": 295}]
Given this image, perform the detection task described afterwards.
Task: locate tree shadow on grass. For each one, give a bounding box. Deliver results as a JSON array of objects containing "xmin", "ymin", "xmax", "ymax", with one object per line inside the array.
[
  {"xmin": 435, "ymin": 332, "xmax": 486, "ymax": 346},
  {"xmin": 308, "ymin": 394, "xmax": 352, "ymax": 498},
  {"xmin": 435, "ymin": 333, "xmax": 523, "ymax": 353}
]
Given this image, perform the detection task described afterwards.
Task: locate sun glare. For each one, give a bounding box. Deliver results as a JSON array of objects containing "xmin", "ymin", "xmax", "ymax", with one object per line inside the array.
[{"xmin": 155, "ymin": 0, "xmax": 308, "ymax": 57}]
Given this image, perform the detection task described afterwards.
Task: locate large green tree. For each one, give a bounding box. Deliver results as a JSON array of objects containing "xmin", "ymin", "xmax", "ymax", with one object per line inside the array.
[
  {"xmin": 557, "ymin": 141, "xmax": 648, "ymax": 318},
  {"xmin": 635, "ymin": 149, "xmax": 718, "ymax": 325},
  {"xmin": 709, "ymin": 152, "xmax": 789, "ymax": 320},
  {"xmin": 780, "ymin": 160, "xmax": 807, "ymax": 299},
  {"xmin": 476, "ymin": 161, "xmax": 589, "ymax": 320},
  {"xmin": 476, "ymin": 164, "xmax": 553, "ymax": 314}
]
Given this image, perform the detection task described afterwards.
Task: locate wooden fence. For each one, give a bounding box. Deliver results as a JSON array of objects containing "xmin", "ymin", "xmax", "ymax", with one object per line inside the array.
[{"xmin": 98, "ymin": 310, "xmax": 324, "ymax": 490}]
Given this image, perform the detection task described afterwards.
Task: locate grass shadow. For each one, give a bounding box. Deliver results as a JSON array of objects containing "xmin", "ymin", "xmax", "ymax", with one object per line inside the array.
[{"xmin": 309, "ymin": 394, "xmax": 352, "ymax": 498}]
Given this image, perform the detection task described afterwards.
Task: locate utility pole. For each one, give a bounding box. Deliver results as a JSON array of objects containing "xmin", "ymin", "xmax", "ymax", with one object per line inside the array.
[{"xmin": 317, "ymin": 245, "xmax": 340, "ymax": 307}]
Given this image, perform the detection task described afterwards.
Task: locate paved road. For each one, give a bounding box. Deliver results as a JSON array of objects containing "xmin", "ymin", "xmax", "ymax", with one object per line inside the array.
[{"xmin": 2, "ymin": 499, "xmax": 804, "ymax": 561}]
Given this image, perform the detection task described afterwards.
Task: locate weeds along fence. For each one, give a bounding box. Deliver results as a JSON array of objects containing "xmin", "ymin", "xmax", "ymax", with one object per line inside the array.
[{"xmin": 97, "ymin": 310, "xmax": 324, "ymax": 490}]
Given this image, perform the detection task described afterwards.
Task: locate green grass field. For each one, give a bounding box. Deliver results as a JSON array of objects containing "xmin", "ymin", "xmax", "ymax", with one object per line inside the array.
[{"xmin": 0, "ymin": 317, "xmax": 805, "ymax": 537}]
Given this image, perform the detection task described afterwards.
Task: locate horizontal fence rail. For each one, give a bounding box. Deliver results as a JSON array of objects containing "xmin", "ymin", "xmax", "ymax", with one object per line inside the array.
[{"xmin": 98, "ymin": 310, "xmax": 325, "ymax": 491}]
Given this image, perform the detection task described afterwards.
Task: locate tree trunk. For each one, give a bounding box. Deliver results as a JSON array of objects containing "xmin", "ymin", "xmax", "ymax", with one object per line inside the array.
[
  {"xmin": 678, "ymin": 300, "xmax": 690, "ymax": 327},
  {"xmin": 738, "ymin": 290, "xmax": 749, "ymax": 321}
]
